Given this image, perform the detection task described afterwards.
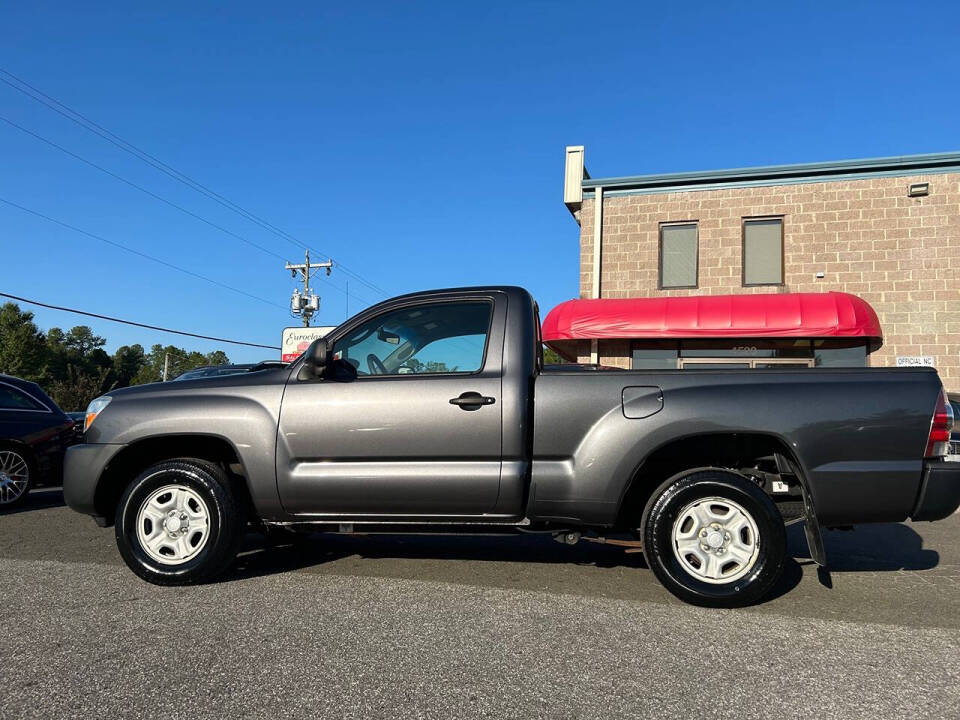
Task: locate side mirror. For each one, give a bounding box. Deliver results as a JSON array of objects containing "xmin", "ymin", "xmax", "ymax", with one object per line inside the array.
[{"xmin": 297, "ymin": 338, "xmax": 330, "ymax": 381}]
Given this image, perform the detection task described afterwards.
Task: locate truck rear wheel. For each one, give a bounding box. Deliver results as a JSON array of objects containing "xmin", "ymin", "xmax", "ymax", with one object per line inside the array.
[
  {"xmin": 115, "ymin": 459, "xmax": 244, "ymax": 585},
  {"xmin": 641, "ymin": 469, "xmax": 786, "ymax": 608}
]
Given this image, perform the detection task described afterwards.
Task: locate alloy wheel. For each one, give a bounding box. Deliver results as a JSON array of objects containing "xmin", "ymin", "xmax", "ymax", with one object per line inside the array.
[{"xmin": 0, "ymin": 450, "xmax": 30, "ymax": 505}]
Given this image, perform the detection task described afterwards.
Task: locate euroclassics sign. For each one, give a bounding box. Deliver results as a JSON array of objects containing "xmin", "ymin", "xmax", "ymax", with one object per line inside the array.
[{"xmin": 281, "ymin": 326, "xmax": 336, "ymax": 363}]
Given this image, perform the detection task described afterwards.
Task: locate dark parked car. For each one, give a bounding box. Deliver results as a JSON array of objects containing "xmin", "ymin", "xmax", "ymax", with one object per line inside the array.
[
  {"xmin": 0, "ymin": 374, "xmax": 77, "ymax": 508},
  {"xmin": 64, "ymin": 286, "xmax": 959, "ymax": 607},
  {"xmin": 171, "ymin": 364, "xmax": 256, "ymax": 382}
]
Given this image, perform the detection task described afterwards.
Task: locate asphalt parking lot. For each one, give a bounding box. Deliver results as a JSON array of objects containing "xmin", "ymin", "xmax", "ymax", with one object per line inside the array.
[{"xmin": 2, "ymin": 488, "xmax": 959, "ymax": 719}]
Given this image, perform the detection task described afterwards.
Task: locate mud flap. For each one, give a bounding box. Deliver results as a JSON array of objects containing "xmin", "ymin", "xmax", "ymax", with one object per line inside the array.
[{"xmin": 800, "ymin": 481, "xmax": 827, "ymax": 567}]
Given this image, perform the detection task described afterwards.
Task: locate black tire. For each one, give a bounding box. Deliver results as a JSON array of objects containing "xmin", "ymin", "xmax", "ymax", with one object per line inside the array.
[
  {"xmin": 0, "ymin": 444, "xmax": 37, "ymax": 510},
  {"xmin": 115, "ymin": 458, "xmax": 244, "ymax": 585},
  {"xmin": 641, "ymin": 468, "xmax": 786, "ymax": 608}
]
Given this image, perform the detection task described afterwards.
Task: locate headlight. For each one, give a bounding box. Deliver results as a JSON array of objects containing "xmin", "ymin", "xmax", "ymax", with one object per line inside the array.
[{"xmin": 84, "ymin": 396, "xmax": 112, "ymax": 432}]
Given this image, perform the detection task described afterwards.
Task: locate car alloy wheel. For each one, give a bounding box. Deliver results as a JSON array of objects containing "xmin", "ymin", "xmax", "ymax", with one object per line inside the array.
[{"xmin": 0, "ymin": 450, "xmax": 30, "ymax": 505}]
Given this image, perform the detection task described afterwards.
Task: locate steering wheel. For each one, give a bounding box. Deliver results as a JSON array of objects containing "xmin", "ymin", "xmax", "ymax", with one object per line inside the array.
[{"xmin": 366, "ymin": 354, "xmax": 387, "ymax": 375}]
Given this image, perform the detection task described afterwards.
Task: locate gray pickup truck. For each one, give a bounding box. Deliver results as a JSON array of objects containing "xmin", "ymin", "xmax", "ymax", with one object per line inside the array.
[{"xmin": 64, "ymin": 286, "xmax": 959, "ymax": 607}]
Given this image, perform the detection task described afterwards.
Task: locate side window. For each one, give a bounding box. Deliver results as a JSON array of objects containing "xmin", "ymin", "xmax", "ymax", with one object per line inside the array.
[
  {"xmin": 332, "ymin": 301, "xmax": 492, "ymax": 377},
  {"xmin": 0, "ymin": 384, "xmax": 45, "ymax": 410}
]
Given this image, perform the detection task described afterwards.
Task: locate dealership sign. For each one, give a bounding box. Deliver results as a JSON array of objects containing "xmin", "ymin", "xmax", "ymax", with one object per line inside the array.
[
  {"xmin": 895, "ymin": 356, "xmax": 935, "ymax": 367},
  {"xmin": 281, "ymin": 326, "xmax": 336, "ymax": 363}
]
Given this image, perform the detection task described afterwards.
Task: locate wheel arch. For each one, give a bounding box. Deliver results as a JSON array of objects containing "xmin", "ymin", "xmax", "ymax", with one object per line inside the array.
[
  {"xmin": 0, "ymin": 437, "xmax": 38, "ymax": 461},
  {"xmin": 616, "ymin": 431, "xmax": 809, "ymax": 529},
  {"xmin": 93, "ymin": 433, "xmax": 254, "ymax": 525}
]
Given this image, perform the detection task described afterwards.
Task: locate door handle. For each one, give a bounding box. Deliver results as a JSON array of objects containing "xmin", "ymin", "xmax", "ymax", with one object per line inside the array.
[{"xmin": 449, "ymin": 392, "xmax": 496, "ymax": 410}]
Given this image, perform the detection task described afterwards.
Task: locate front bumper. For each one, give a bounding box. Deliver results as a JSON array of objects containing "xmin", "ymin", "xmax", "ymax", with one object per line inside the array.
[
  {"xmin": 62, "ymin": 442, "xmax": 125, "ymax": 525},
  {"xmin": 910, "ymin": 460, "xmax": 960, "ymax": 521}
]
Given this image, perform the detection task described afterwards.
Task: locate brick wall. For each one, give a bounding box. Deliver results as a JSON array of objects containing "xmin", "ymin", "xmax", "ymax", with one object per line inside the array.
[{"xmin": 577, "ymin": 173, "xmax": 960, "ymax": 387}]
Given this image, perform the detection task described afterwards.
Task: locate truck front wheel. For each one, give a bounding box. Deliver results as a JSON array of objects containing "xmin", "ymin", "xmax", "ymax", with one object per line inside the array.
[
  {"xmin": 641, "ymin": 469, "xmax": 786, "ymax": 608},
  {"xmin": 115, "ymin": 459, "xmax": 244, "ymax": 585}
]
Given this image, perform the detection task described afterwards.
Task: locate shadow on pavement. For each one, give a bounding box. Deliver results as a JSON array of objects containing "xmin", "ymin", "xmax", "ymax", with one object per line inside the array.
[
  {"xmin": 765, "ymin": 557, "xmax": 804, "ymax": 602},
  {"xmin": 226, "ymin": 530, "xmax": 805, "ymax": 605},
  {"xmin": 228, "ymin": 531, "xmax": 651, "ymax": 583},
  {"xmin": 787, "ymin": 521, "xmax": 939, "ymax": 572},
  {"xmin": 239, "ymin": 522, "xmax": 940, "ymax": 584},
  {"xmin": 0, "ymin": 488, "xmax": 66, "ymax": 516},
  {"xmin": 227, "ymin": 521, "xmax": 940, "ymax": 601}
]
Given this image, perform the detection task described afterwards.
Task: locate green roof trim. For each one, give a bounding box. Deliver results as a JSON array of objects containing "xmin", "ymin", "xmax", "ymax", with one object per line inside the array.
[{"xmin": 582, "ymin": 151, "xmax": 960, "ymax": 196}]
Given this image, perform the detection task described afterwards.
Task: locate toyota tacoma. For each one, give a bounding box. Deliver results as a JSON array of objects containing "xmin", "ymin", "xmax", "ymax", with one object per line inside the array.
[{"xmin": 63, "ymin": 286, "xmax": 960, "ymax": 607}]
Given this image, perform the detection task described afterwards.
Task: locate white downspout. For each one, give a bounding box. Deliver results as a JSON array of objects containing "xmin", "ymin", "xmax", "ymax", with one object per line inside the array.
[{"xmin": 590, "ymin": 186, "xmax": 603, "ymax": 364}]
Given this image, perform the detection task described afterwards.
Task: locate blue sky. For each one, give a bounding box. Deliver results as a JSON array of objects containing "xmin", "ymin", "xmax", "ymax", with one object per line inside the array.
[{"xmin": 2, "ymin": 1, "xmax": 958, "ymax": 363}]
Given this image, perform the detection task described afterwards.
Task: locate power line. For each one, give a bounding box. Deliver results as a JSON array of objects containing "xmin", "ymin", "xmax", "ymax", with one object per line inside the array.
[
  {"xmin": 0, "ymin": 195, "xmax": 287, "ymax": 310},
  {"xmin": 0, "ymin": 292, "xmax": 280, "ymax": 350},
  {"xmin": 0, "ymin": 68, "xmax": 391, "ymax": 300},
  {"xmin": 0, "ymin": 114, "xmax": 288, "ymax": 262},
  {"xmin": 0, "ymin": 113, "xmax": 378, "ymax": 306}
]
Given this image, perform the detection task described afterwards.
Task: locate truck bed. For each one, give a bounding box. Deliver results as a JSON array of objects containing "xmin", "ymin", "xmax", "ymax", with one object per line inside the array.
[{"xmin": 530, "ymin": 366, "xmax": 942, "ymax": 527}]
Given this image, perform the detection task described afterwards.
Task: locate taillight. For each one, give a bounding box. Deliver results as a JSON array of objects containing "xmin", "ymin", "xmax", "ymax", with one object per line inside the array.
[{"xmin": 925, "ymin": 388, "xmax": 955, "ymax": 458}]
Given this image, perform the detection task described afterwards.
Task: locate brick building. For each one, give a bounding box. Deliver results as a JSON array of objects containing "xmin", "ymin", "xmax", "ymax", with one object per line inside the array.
[{"xmin": 549, "ymin": 147, "xmax": 960, "ymax": 391}]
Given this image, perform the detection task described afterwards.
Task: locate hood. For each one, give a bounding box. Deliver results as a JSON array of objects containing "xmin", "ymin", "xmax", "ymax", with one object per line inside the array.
[{"xmin": 105, "ymin": 366, "xmax": 291, "ymax": 400}]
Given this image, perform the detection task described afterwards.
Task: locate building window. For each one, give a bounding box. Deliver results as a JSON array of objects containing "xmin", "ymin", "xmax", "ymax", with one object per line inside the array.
[
  {"xmin": 680, "ymin": 339, "xmax": 811, "ymax": 359},
  {"xmin": 742, "ymin": 217, "xmax": 783, "ymax": 286},
  {"xmin": 631, "ymin": 341, "xmax": 679, "ymax": 369},
  {"xmin": 629, "ymin": 338, "xmax": 869, "ymax": 370},
  {"xmin": 812, "ymin": 340, "xmax": 868, "ymax": 367},
  {"xmin": 659, "ymin": 223, "xmax": 698, "ymax": 289}
]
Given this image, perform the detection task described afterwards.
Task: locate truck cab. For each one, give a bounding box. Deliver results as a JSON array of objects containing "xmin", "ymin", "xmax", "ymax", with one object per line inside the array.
[{"xmin": 275, "ymin": 287, "xmax": 536, "ymax": 519}]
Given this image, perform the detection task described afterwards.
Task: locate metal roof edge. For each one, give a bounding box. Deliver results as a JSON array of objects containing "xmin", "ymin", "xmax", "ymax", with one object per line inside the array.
[
  {"xmin": 583, "ymin": 164, "xmax": 960, "ymax": 198},
  {"xmin": 582, "ymin": 151, "xmax": 960, "ymax": 192}
]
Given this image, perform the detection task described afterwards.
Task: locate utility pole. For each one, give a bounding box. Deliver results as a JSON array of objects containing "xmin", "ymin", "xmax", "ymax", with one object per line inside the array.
[
  {"xmin": 162, "ymin": 352, "xmax": 170, "ymax": 382},
  {"xmin": 286, "ymin": 250, "xmax": 333, "ymax": 326}
]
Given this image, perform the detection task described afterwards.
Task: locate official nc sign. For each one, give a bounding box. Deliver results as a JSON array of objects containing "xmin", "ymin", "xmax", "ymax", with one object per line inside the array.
[
  {"xmin": 895, "ymin": 356, "xmax": 935, "ymax": 367},
  {"xmin": 281, "ymin": 326, "xmax": 336, "ymax": 363}
]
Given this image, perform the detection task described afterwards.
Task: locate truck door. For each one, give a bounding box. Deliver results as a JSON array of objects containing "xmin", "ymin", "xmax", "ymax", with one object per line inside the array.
[{"xmin": 276, "ymin": 293, "xmax": 509, "ymax": 517}]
